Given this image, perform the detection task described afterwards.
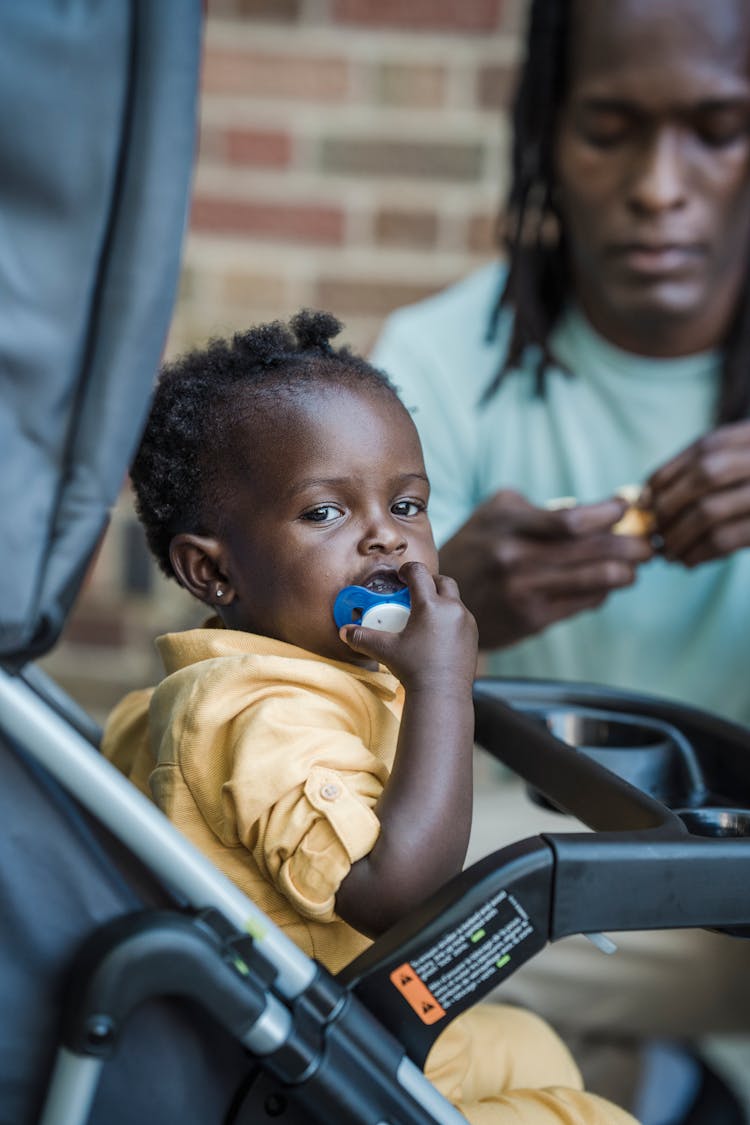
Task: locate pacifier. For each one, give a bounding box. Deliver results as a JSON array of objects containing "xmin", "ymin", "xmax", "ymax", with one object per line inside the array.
[{"xmin": 333, "ymin": 585, "xmax": 411, "ymax": 633}]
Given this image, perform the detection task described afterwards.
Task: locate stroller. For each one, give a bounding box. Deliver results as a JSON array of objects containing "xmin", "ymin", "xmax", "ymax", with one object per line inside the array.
[{"xmin": 3, "ymin": 4, "xmax": 750, "ymax": 1123}]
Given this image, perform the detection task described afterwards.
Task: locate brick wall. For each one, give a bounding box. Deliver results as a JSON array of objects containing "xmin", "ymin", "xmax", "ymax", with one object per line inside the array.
[{"xmin": 41, "ymin": 0, "xmax": 526, "ymax": 718}]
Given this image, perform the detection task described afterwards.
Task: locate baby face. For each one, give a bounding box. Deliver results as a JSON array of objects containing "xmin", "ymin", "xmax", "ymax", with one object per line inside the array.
[{"xmin": 216, "ymin": 382, "xmax": 439, "ymax": 666}]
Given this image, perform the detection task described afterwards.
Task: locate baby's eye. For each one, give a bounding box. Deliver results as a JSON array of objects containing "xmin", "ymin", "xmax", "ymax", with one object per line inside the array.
[
  {"xmin": 392, "ymin": 499, "xmax": 424, "ymax": 517},
  {"xmin": 300, "ymin": 504, "xmax": 343, "ymax": 523}
]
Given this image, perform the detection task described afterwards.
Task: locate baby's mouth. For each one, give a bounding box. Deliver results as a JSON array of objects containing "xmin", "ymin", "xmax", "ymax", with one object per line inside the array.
[{"xmin": 362, "ymin": 570, "xmax": 404, "ymax": 594}]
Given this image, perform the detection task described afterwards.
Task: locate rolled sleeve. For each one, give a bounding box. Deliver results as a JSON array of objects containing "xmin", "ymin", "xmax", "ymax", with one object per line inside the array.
[
  {"xmin": 272, "ymin": 766, "xmax": 381, "ymax": 921},
  {"xmin": 304, "ymin": 766, "xmax": 381, "ymax": 859}
]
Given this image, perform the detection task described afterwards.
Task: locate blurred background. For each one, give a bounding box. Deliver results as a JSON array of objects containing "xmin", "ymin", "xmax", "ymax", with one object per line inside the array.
[{"xmin": 40, "ymin": 0, "xmax": 524, "ymax": 721}]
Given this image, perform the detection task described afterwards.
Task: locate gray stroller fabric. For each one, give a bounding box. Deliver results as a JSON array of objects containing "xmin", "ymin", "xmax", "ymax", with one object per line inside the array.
[
  {"xmin": 0, "ymin": 6, "xmax": 258, "ymax": 1120},
  {"xmin": 0, "ymin": 734, "xmax": 251, "ymax": 1125},
  {"xmin": 0, "ymin": 0, "xmax": 201, "ymax": 666}
]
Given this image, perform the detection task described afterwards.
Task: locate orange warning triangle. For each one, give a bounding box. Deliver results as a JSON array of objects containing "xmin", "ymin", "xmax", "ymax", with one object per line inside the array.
[{"xmin": 389, "ymin": 962, "xmax": 446, "ymax": 1025}]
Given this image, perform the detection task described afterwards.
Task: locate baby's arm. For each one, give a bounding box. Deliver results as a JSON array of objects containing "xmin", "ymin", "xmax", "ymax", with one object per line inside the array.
[{"xmin": 335, "ymin": 561, "xmax": 478, "ymax": 937}]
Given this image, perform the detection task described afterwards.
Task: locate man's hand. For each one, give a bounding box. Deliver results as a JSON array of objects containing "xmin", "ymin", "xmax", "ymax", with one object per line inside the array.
[
  {"xmin": 439, "ymin": 489, "xmax": 654, "ymax": 650},
  {"xmin": 648, "ymin": 421, "xmax": 750, "ymax": 567}
]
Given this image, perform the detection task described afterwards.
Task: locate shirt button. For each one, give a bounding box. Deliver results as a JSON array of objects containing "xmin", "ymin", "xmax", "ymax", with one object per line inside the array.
[{"xmin": 320, "ymin": 782, "xmax": 340, "ymax": 801}]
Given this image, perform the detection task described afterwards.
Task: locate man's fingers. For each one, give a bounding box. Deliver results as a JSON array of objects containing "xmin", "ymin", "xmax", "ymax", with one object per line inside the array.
[
  {"xmin": 486, "ymin": 530, "xmax": 652, "ymax": 572},
  {"xmin": 649, "ymin": 422, "xmax": 750, "ymax": 510},
  {"xmin": 551, "ymin": 497, "xmax": 630, "ymax": 537},
  {"xmin": 661, "ymin": 506, "xmax": 750, "ymax": 567},
  {"xmin": 521, "ymin": 497, "xmax": 630, "ymax": 539},
  {"xmin": 658, "ymin": 481, "xmax": 750, "ymax": 557},
  {"xmin": 507, "ymin": 558, "xmax": 638, "ymax": 598},
  {"xmin": 544, "ymin": 590, "xmax": 611, "ymax": 621},
  {"xmin": 476, "ymin": 489, "xmax": 629, "ymax": 540}
]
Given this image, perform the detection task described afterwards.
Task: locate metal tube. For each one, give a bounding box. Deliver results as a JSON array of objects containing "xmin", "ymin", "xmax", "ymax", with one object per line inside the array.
[
  {"xmin": 0, "ymin": 666, "xmax": 314, "ymax": 997},
  {"xmin": 38, "ymin": 1051, "xmax": 103, "ymax": 1125}
]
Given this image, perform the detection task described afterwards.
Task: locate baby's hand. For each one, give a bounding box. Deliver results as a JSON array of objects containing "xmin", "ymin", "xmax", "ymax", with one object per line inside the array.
[{"xmin": 340, "ymin": 561, "xmax": 478, "ymax": 692}]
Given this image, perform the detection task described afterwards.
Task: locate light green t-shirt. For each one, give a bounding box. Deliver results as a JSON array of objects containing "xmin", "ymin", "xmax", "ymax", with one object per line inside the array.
[{"xmin": 372, "ymin": 262, "xmax": 750, "ymax": 725}]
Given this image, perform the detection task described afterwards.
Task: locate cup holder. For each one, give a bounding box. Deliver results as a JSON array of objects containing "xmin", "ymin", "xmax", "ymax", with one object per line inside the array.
[
  {"xmin": 530, "ymin": 707, "xmax": 703, "ymax": 806},
  {"xmin": 545, "ymin": 712, "xmax": 666, "ymax": 749},
  {"xmin": 677, "ymin": 808, "xmax": 750, "ymax": 838}
]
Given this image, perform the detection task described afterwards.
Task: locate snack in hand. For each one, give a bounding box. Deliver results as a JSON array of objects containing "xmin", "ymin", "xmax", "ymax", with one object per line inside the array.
[
  {"xmin": 545, "ymin": 487, "xmax": 655, "ymax": 538},
  {"xmin": 611, "ymin": 485, "xmax": 655, "ymax": 538}
]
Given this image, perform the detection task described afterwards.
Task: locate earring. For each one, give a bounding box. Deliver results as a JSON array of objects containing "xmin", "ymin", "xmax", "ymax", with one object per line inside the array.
[{"xmin": 216, "ymin": 587, "xmax": 224, "ymax": 599}]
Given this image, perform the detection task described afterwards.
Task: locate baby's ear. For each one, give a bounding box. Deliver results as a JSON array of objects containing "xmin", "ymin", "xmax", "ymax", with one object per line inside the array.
[{"xmin": 169, "ymin": 533, "xmax": 235, "ymax": 607}]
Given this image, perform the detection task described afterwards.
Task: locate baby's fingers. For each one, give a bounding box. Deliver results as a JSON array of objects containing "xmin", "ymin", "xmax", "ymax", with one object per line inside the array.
[
  {"xmin": 433, "ymin": 573, "xmax": 461, "ymax": 600},
  {"xmin": 397, "ymin": 559, "xmax": 436, "ymax": 603},
  {"xmin": 339, "ymin": 623, "xmax": 397, "ymax": 662}
]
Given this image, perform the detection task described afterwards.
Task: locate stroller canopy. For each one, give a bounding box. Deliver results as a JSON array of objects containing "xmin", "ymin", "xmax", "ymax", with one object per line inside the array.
[{"xmin": 0, "ymin": 0, "xmax": 201, "ymax": 668}]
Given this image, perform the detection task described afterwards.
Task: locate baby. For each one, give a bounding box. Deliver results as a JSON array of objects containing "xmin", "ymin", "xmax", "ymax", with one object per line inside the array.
[{"xmin": 103, "ymin": 311, "xmax": 637, "ymax": 1125}]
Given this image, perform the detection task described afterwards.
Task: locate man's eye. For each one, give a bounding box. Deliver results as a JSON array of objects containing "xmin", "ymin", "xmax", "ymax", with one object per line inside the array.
[
  {"xmin": 392, "ymin": 499, "xmax": 423, "ymax": 517},
  {"xmin": 582, "ymin": 123, "xmax": 630, "ymax": 148},
  {"xmin": 695, "ymin": 111, "xmax": 750, "ymax": 148},
  {"xmin": 576, "ymin": 110, "xmax": 631, "ymax": 149},
  {"xmin": 301, "ymin": 505, "xmax": 342, "ymax": 523}
]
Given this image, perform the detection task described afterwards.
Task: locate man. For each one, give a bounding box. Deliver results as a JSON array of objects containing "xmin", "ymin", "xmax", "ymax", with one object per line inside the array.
[{"xmin": 372, "ymin": 0, "xmax": 750, "ymax": 1119}]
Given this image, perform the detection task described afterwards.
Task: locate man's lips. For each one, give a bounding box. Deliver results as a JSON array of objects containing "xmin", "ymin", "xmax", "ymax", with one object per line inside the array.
[{"xmin": 610, "ymin": 242, "xmax": 704, "ymax": 276}]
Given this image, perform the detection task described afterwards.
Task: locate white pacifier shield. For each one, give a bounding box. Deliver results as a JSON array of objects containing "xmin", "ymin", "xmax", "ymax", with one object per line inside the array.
[{"xmin": 360, "ymin": 603, "xmax": 410, "ymax": 633}]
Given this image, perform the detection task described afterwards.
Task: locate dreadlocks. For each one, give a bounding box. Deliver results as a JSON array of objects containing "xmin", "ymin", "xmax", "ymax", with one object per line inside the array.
[{"xmin": 485, "ymin": 0, "xmax": 750, "ymax": 423}]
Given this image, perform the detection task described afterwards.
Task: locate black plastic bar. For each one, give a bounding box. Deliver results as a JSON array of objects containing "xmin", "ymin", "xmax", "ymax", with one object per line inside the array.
[
  {"xmin": 473, "ymin": 682, "xmax": 680, "ymax": 833},
  {"xmin": 62, "ymin": 911, "xmax": 269, "ymax": 1056},
  {"xmin": 232, "ymin": 997, "xmax": 463, "ymax": 1125},
  {"xmin": 545, "ymin": 832, "xmax": 750, "ymax": 939}
]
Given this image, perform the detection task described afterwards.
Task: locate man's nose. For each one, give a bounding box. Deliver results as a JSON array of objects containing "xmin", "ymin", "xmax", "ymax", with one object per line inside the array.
[{"xmin": 627, "ymin": 127, "xmax": 687, "ymax": 215}]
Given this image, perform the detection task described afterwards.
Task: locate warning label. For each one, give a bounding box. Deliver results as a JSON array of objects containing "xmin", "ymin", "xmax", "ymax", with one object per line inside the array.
[
  {"xmin": 389, "ymin": 891, "xmax": 534, "ymax": 1023},
  {"xmin": 389, "ymin": 964, "xmax": 446, "ymax": 1024}
]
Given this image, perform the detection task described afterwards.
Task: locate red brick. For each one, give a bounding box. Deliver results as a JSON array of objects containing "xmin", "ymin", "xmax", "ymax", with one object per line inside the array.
[
  {"xmin": 190, "ymin": 197, "xmax": 346, "ymax": 244},
  {"xmin": 315, "ymin": 278, "xmax": 442, "ymax": 318},
  {"xmin": 320, "ymin": 138, "xmax": 483, "ymax": 180},
  {"xmin": 209, "ymin": 0, "xmax": 301, "ymax": 18},
  {"xmin": 221, "ymin": 270, "xmax": 288, "ymax": 307},
  {"xmin": 467, "ymin": 212, "xmax": 499, "ymax": 254},
  {"xmin": 202, "ymin": 48, "xmax": 350, "ymax": 101},
  {"xmin": 499, "ymin": 0, "xmax": 526, "ymax": 35},
  {"xmin": 224, "ymin": 127, "xmax": 293, "ymax": 168},
  {"xmin": 62, "ymin": 607, "xmax": 127, "ymax": 648},
  {"xmin": 333, "ymin": 0, "xmax": 504, "ymax": 32},
  {"xmin": 476, "ymin": 63, "xmax": 517, "ymax": 111},
  {"xmin": 374, "ymin": 208, "xmax": 438, "ymax": 248},
  {"xmin": 375, "ymin": 63, "xmax": 446, "ymax": 108},
  {"xmin": 197, "ymin": 126, "xmax": 226, "ymax": 163}
]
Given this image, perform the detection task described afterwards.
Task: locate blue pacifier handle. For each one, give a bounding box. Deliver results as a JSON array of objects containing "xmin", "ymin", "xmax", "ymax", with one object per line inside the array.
[{"xmin": 334, "ymin": 585, "xmax": 411, "ymax": 629}]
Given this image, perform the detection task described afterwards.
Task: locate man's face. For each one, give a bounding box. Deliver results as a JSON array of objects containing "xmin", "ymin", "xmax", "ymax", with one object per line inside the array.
[
  {"xmin": 216, "ymin": 383, "xmax": 438, "ymax": 666},
  {"xmin": 554, "ymin": 0, "xmax": 750, "ymax": 355}
]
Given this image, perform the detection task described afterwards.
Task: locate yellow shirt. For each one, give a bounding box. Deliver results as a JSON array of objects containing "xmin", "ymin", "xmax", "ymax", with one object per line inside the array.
[{"xmin": 102, "ymin": 623, "xmax": 404, "ymax": 972}]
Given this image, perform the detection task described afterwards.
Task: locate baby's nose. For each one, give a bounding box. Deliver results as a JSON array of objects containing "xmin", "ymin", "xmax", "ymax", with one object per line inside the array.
[{"xmin": 359, "ymin": 518, "xmax": 407, "ymax": 554}]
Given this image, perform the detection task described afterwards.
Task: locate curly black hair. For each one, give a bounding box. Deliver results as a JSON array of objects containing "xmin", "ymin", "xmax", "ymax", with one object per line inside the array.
[
  {"xmin": 485, "ymin": 0, "xmax": 750, "ymax": 423},
  {"xmin": 131, "ymin": 309, "xmax": 400, "ymax": 579}
]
